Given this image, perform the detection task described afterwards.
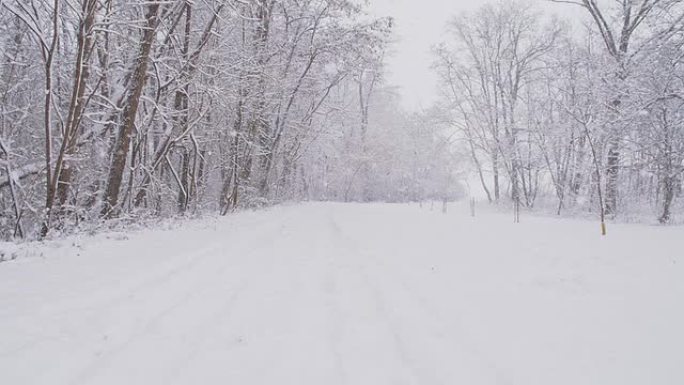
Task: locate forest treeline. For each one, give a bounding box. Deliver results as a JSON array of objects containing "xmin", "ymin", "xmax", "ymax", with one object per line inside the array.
[
  {"xmin": 0, "ymin": 0, "xmax": 458, "ymax": 240},
  {"xmin": 435, "ymin": 0, "xmax": 684, "ymax": 227},
  {"xmin": 2, "ymin": 0, "xmax": 682, "ymax": 241}
]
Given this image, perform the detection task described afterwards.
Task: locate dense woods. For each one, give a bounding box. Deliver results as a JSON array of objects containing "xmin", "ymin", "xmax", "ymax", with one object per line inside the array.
[
  {"xmin": 434, "ymin": 0, "xmax": 684, "ymax": 227},
  {"xmin": 2, "ymin": 0, "xmax": 683, "ymax": 240},
  {"xmin": 0, "ymin": 0, "xmax": 459, "ymax": 240}
]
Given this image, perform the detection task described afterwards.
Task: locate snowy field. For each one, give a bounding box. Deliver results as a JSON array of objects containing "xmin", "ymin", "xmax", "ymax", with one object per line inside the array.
[{"xmin": 1, "ymin": 202, "xmax": 683, "ymax": 385}]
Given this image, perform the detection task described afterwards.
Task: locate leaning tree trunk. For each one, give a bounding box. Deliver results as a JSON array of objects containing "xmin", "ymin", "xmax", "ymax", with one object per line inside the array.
[{"xmin": 101, "ymin": 1, "xmax": 161, "ymax": 217}]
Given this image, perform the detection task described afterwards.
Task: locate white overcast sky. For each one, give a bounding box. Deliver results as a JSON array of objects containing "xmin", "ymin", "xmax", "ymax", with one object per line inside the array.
[{"xmin": 366, "ymin": 0, "xmax": 580, "ymax": 111}]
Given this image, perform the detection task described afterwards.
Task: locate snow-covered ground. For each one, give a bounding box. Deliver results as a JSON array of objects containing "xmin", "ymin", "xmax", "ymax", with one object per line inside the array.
[{"xmin": 1, "ymin": 202, "xmax": 683, "ymax": 385}]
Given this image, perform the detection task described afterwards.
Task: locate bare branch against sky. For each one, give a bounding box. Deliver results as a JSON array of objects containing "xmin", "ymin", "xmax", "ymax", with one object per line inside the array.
[{"xmin": 368, "ymin": 0, "xmax": 583, "ymax": 111}]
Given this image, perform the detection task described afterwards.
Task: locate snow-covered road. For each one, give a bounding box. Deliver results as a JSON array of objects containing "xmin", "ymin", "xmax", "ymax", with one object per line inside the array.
[{"xmin": 1, "ymin": 203, "xmax": 683, "ymax": 385}]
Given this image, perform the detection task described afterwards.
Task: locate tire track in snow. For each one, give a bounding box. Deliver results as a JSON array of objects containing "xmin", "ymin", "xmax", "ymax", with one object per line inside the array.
[
  {"xmin": 67, "ymin": 213, "xmax": 296, "ymax": 385},
  {"xmin": 67, "ymin": 252, "xmax": 239, "ymax": 385},
  {"xmin": 0, "ymin": 242, "xmax": 227, "ymax": 367},
  {"xmin": 319, "ymin": 211, "xmax": 350, "ymax": 385},
  {"xmin": 326, "ymin": 209, "xmax": 432, "ymax": 385},
  {"xmin": 328, "ymin": 208, "xmax": 513, "ymax": 385},
  {"xmin": 164, "ymin": 218, "xmax": 299, "ymax": 384},
  {"xmin": 365, "ymin": 254, "xmax": 515, "ymax": 385},
  {"xmin": 226, "ymin": 207, "xmax": 352, "ymax": 385}
]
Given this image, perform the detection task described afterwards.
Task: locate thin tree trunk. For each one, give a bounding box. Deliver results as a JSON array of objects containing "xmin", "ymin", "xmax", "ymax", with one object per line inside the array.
[
  {"xmin": 41, "ymin": 0, "xmax": 60, "ymax": 236},
  {"xmin": 55, "ymin": 0, "xmax": 98, "ymax": 211},
  {"xmin": 604, "ymin": 135, "xmax": 619, "ymax": 216}
]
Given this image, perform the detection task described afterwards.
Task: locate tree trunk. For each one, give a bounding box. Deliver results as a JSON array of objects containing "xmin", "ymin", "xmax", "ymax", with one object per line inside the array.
[
  {"xmin": 40, "ymin": 0, "xmax": 61, "ymax": 236},
  {"xmin": 55, "ymin": 0, "xmax": 98, "ymax": 210},
  {"xmin": 604, "ymin": 135, "xmax": 619, "ymax": 216},
  {"xmin": 101, "ymin": 1, "xmax": 161, "ymax": 217}
]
